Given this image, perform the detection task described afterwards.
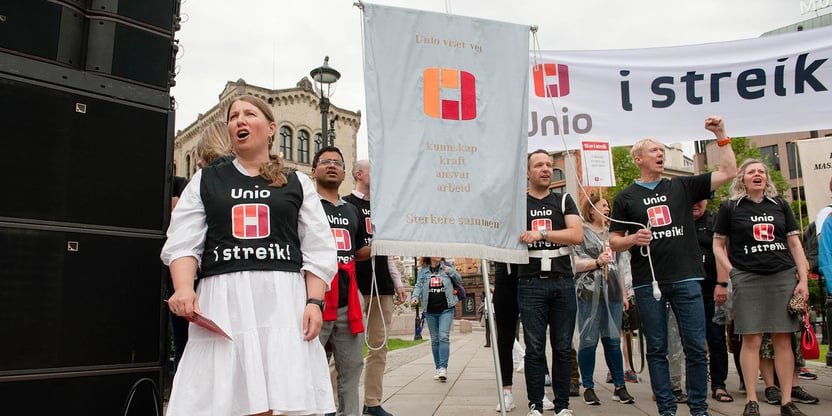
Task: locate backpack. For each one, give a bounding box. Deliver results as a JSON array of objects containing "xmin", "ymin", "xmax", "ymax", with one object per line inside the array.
[{"xmin": 803, "ymin": 221, "xmax": 819, "ymax": 275}]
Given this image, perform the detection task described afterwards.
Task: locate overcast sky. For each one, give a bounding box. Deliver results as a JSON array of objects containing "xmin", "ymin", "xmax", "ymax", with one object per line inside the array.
[{"xmin": 171, "ymin": 0, "xmax": 825, "ymax": 158}]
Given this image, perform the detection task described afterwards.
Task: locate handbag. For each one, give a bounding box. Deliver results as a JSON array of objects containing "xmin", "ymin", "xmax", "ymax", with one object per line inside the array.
[
  {"xmin": 801, "ymin": 312, "xmax": 819, "ymax": 360},
  {"xmin": 788, "ymin": 293, "xmax": 806, "ymax": 316}
]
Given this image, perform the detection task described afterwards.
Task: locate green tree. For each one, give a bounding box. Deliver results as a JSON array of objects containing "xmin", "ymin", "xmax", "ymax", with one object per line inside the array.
[{"xmin": 605, "ymin": 146, "xmax": 640, "ymax": 204}]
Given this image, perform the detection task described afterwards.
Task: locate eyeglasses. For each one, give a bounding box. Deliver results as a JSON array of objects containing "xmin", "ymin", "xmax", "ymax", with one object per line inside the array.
[{"xmin": 318, "ymin": 159, "xmax": 344, "ymax": 168}]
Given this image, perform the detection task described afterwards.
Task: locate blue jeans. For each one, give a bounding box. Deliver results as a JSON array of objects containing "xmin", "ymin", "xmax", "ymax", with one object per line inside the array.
[
  {"xmin": 576, "ymin": 299, "xmax": 625, "ymax": 388},
  {"xmin": 425, "ymin": 308, "xmax": 454, "ymax": 369},
  {"xmin": 518, "ymin": 277, "xmax": 576, "ymax": 413},
  {"xmin": 635, "ymin": 280, "xmax": 708, "ymax": 416}
]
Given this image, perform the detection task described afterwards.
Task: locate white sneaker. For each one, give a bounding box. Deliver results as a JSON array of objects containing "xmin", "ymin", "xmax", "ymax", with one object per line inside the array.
[
  {"xmin": 433, "ymin": 369, "xmax": 440, "ymax": 380},
  {"xmin": 526, "ymin": 405, "xmax": 542, "ymax": 416},
  {"xmin": 496, "ymin": 389, "xmax": 516, "ymax": 412},
  {"xmin": 554, "ymin": 409, "xmax": 574, "ymax": 416},
  {"xmin": 438, "ymin": 367, "xmax": 447, "ymax": 381},
  {"xmin": 542, "ymin": 396, "xmax": 555, "ymax": 410}
]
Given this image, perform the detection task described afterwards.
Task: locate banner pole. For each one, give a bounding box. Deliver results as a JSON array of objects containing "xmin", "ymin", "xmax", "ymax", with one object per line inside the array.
[{"xmin": 482, "ymin": 259, "xmax": 506, "ymax": 416}]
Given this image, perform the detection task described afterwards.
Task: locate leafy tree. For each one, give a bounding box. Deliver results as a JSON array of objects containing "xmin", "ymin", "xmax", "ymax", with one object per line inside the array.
[{"xmin": 604, "ymin": 146, "xmax": 640, "ymax": 204}]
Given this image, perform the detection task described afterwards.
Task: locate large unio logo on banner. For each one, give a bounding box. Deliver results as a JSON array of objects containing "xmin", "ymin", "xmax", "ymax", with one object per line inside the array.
[
  {"xmin": 529, "ymin": 63, "xmax": 593, "ymax": 138},
  {"xmin": 423, "ymin": 68, "xmax": 477, "ymax": 120}
]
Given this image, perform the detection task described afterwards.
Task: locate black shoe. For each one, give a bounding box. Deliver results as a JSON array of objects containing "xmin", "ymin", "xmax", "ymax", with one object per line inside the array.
[
  {"xmin": 583, "ymin": 388, "xmax": 600, "ymax": 405},
  {"xmin": 765, "ymin": 386, "xmax": 782, "ymax": 405},
  {"xmin": 672, "ymin": 388, "xmax": 688, "ymax": 403},
  {"xmin": 569, "ymin": 382, "xmax": 580, "ymax": 397},
  {"xmin": 743, "ymin": 401, "xmax": 760, "ymax": 416},
  {"xmin": 363, "ymin": 405, "xmax": 394, "ymax": 416},
  {"xmin": 613, "ymin": 386, "xmax": 635, "ymax": 404},
  {"xmin": 790, "ymin": 386, "xmax": 819, "ymax": 404},
  {"xmin": 780, "ymin": 402, "xmax": 807, "ymax": 416}
]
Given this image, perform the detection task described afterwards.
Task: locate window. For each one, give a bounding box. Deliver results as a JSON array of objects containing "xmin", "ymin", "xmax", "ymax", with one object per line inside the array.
[
  {"xmin": 552, "ymin": 168, "xmax": 565, "ymax": 182},
  {"xmin": 549, "ymin": 185, "xmax": 565, "ymax": 194},
  {"xmin": 786, "ymin": 142, "xmax": 802, "ymax": 179},
  {"xmin": 314, "ymin": 133, "xmax": 324, "ymax": 154},
  {"xmin": 185, "ymin": 155, "xmax": 191, "ymax": 178},
  {"xmin": 759, "ymin": 144, "xmax": 780, "ymax": 171},
  {"xmin": 279, "ymin": 126, "xmax": 293, "ymax": 161},
  {"xmin": 297, "ymin": 130, "xmax": 310, "ymax": 164}
]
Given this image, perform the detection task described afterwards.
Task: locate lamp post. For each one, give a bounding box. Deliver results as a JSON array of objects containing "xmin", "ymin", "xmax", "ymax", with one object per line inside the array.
[{"xmin": 309, "ymin": 56, "xmax": 341, "ymax": 146}]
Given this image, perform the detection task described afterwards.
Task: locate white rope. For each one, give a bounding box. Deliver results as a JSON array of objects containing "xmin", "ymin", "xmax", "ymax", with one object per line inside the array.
[{"xmin": 531, "ymin": 31, "xmax": 661, "ymax": 300}]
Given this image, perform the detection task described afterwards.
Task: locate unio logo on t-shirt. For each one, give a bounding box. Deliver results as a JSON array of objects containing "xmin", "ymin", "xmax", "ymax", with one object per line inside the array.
[
  {"xmin": 232, "ymin": 204, "xmax": 270, "ymax": 239},
  {"xmin": 753, "ymin": 223, "xmax": 775, "ymax": 242},
  {"xmin": 647, "ymin": 205, "xmax": 672, "ymax": 227}
]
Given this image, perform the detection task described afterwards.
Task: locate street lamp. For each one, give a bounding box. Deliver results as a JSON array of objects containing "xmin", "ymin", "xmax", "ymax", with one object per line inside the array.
[{"xmin": 309, "ymin": 56, "xmax": 341, "ymax": 146}]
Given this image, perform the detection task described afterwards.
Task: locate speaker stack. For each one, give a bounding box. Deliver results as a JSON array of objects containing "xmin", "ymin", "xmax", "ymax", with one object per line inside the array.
[{"xmin": 0, "ymin": 1, "xmax": 180, "ymax": 414}]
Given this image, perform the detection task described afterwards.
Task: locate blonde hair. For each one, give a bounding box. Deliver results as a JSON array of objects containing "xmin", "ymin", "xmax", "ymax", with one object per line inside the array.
[
  {"xmin": 196, "ymin": 120, "xmax": 232, "ymax": 166},
  {"xmin": 630, "ymin": 138, "xmax": 663, "ymax": 159},
  {"xmin": 226, "ymin": 95, "xmax": 288, "ymax": 188},
  {"xmin": 729, "ymin": 158, "xmax": 779, "ymax": 201}
]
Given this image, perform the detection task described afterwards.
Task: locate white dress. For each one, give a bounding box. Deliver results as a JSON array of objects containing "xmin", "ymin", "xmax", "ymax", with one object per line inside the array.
[{"xmin": 161, "ymin": 161, "xmax": 337, "ymax": 416}]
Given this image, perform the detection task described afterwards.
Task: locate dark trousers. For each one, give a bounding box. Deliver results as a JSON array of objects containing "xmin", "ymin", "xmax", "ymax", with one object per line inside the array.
[
  {"xmin": 493, "ymin": 275, "xmax": 519, "ymax": 386},
  {"xmin": 702, "ymin": 293, "xmax": 729, "ymax": 392}
]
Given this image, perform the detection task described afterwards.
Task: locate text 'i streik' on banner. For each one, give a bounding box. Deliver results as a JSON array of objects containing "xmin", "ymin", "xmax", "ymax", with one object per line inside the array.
[{"xmin": 362, "ymin": 3, "xmax": 530, "ymax": 263}]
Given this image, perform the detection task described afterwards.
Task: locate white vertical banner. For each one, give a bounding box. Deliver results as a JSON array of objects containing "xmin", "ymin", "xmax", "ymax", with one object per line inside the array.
[
  {"xmin": 362, "ymin": 3, "xmax": 530, "ymax": 263},
  {"xmin": 580, "ymin": 140, "xmax": 615, "ymax": 187},
  {"xmin": 796, "ymin": 137, "xmax": 832, "ymax": 222}
]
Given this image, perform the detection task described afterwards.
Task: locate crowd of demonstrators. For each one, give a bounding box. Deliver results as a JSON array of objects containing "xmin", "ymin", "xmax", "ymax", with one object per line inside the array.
[
  {"xmin": 571, "ymin": 195, "xmax": 635, "ymax": 406},
  {"xmin": 713, "ymin": 158, "xmax": 811, "ymax": 416},
  {"xmin": 609, "ymin": 116, "xmax": 736, "ymax": 416},
  {"xmin": 342, "ymin": 160, "xmax": 407, "ymax": 416},
  {"xmin": 517, "ymin": 149, "xmax": 584, "ymax": 416},
  {"xmin": 410, "ymin": 257, "xmax": 464, "ymax": 381},
  {"xmin": 162, "ymin": 95, "xmax": 338, "ymax": 415},
  {"xmin": 313, "ymin": 146, "xmax": 371, "ymax": 416}
]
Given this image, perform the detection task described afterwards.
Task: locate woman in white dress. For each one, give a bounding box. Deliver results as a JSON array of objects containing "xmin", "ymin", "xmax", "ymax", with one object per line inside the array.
[{"xmin": 162, "ymin": 95, "xmax": 337, "ymax": 416}]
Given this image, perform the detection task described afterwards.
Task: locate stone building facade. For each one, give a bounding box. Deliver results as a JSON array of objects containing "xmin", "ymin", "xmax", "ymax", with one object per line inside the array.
[{"xmin": 173, "ymin": 78, "xmax": 362, "ymax": 194}]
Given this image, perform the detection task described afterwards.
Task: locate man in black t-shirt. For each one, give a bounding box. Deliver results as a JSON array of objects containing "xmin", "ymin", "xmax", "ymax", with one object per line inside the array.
[
  {"xmin": 517, "ymin": 150, "xmax": 584, "ymax": 416},
  {"xmin": 609, "ymin": 117, "xmax": 736, "ymax": 416},
  {"xmin": 342, "ymin": 160, "xmax": 406, "ymax": 416},
  {"xmin": 313, "ymin": 146, "xmax": 370, "ymax": 416}
]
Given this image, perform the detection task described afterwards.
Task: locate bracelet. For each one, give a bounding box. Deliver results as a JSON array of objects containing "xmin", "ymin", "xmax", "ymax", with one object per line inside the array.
[
  {"xmin": 595, "ymin": 259, "xmax": 601, "ymax": 269},
  {"xmin": 717, "ymin": 137, "xmax": 731, "ymax": 147}
]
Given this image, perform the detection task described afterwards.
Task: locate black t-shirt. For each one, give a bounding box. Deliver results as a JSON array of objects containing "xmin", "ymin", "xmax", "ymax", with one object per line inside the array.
[
  {"xmin": 342, "ymin": 193, "xmax": 395, "ymax": 295},
  {"xmin": 713, "ymin": 196, "xmax": 798, "ymax": 274},
  {"xmin": 199, "ymin": 163, "xmax": 304, "ymax": 277},
  {"xmin": 695, "ymin": 210, "xmax": 718, "ymax": 291},
  {"xmin": 609, "ymin": 174, "xmax": 711, "ymax": 286},
  {"xmin": 517, "ymin": 192, "xmax": 580, "ymax": 279},
  {"xmin": 426, "ymin": 268, "xmax": 449, "ymax": 313},
  {"xmin": 321, "ymin": 198, "xmax": 369, "ymax": 307},
  {"xmin": 172, "ymin": 176, "xmax": 189, "ymax": 198}
]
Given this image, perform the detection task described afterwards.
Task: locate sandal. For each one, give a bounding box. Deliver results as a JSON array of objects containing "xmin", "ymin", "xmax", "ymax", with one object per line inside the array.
[{"xmin": 712, "ymin": 389, "xmax": 734, "ymax": 403}]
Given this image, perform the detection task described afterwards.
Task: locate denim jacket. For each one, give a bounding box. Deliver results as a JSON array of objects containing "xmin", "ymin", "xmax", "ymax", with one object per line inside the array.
[{"xmin": 411, "ymin": 265, "xmax": 464, "ymax": 309}]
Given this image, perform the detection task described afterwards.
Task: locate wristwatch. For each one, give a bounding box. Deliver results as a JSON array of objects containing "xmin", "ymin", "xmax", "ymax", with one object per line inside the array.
[
  {"xmin": 539, "ymin": 229, "xmax": 548, "ymax": 241},
  {"xmin": 306, "ymin": 298, "xmax": 326, "ymax": 311},
  {"xmin": 715, "ymin": 281, "xmax": 728, "ymax": 288}
]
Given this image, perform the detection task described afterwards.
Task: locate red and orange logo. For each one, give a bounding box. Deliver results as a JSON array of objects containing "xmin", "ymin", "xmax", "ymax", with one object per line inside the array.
[
  {"xmin": 331, "ymin": 228, "xmax": 352, "ymax": 251},
  {"xmin": 532, "ymin": 63, "xmax": 570, "ymax": 98},
  {"xmin": 531, "ymin": 218, "xmax": 552, "ymax": 232},
  {"xmin": 647, "ymin": 205, "xmax": 672, "ymax": 227},
  {"xmin": 423, "ymin": 68, "xmax": 477, "ymax": 120},
  {"xmin": 753, "ymin": 223, "xmax": 775, "ymax": 242},
  {"xmin": 232, "ymin": 204, "xmax": 270, "ymax": 239},
  {"xmin": 364, "ymin": 217, "xmax": 373, "ymax": 235}
]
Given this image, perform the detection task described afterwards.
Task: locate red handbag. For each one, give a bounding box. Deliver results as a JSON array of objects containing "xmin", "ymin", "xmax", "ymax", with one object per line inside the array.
[{"xmin": 801, "ymin": 312, "xmax": 819, "ymax": 360}]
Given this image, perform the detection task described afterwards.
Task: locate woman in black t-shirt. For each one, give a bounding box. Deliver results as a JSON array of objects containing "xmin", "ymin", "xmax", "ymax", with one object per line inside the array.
[
  {"xmin": 713, "ymin": 159, "xmax": 809, "ymax": 416},
  {"xmin": 410, "ymin": 257, "xmax": 464, "ymax": 382}
]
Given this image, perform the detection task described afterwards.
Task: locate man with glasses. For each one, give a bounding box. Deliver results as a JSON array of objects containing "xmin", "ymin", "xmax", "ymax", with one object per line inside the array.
[{"xmin": 313, "ymin": 146, "xmax": 371, "ymax": 416}]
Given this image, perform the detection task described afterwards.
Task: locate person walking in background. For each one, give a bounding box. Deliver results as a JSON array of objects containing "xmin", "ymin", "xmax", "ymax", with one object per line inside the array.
[
  {"xmin": 313, "ymin": 146, "xmax": 371, "ymax": 416},
  {"xmin": 713, "ymin": 158, "xmax": 810, "ymax": 416},
  {"xmin": 162, "ymin": 95, "xmax": 338, "ymax": 415},
  {"xmin": 410, "ymin": 257, "xmax": 464, "ymax": 382},
  {"xmin": 693, "ymin": 199, "xmax": 733, "ymax": 403},
  {"xmin": 609, "ymin": 116, "xmax": 736, "ymax": 416},
  {"xmin": 518, "ymin": 149, "xmax": 583, "ymax": 416},
  {"xmin": 342, "ymin": 159, "xmax": 407, "ymax": 416},
  {"xmin": 572, "ymin": 195, "xmax": 635, "ymax": 406}
]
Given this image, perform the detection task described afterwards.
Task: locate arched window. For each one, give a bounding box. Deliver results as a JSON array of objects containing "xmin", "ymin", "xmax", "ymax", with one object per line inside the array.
[
  {"xmin": 279, "ymin": 126, "xmax": 293, "ymax": 161},
  {"xmin": 297, "ymin": 130, "xmax": 310, "ymax": 164},
  {"xmin": 185, "ymin": 155, "xmax": 191, "ymax": 178},
  {"xmin": 552, "ymin": 168, "xmax": 565, "ymax": 182},
  {"xmin": 314, "ymin": 133, "xmax": 324, "ymax": 155}
]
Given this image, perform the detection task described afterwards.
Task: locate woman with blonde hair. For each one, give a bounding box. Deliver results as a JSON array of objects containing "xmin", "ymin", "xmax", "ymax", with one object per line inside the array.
[
  {"xmin": 162, "ymin": 95, "xmax": 337, "ymax": 415},
  {"xmin": 713, "ymin": 159, "xmax": 809, "ymax": 416},
  {"xmin": 196, "ymin": 119, "xmax": 233, "ymax": 168}
]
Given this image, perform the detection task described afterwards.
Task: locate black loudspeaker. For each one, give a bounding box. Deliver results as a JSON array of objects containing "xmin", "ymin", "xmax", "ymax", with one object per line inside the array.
[
  {"xmin": 0, "ymin": 75, "xmax": 171, "ymax": 231},
  {"xmin": 89, "ymin": 0, "xmax": 181, "ymax": 34},
  {"xmin": 0, "ymin": 0, "xmax": 86, "ymax": 68},
  {"xmin": 86, "ymin": 17, "xmax": 176, "ymax": 89},
  {"xmin": 0, "ymin": 227, "xmax": 165, "ymax": 372}
]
